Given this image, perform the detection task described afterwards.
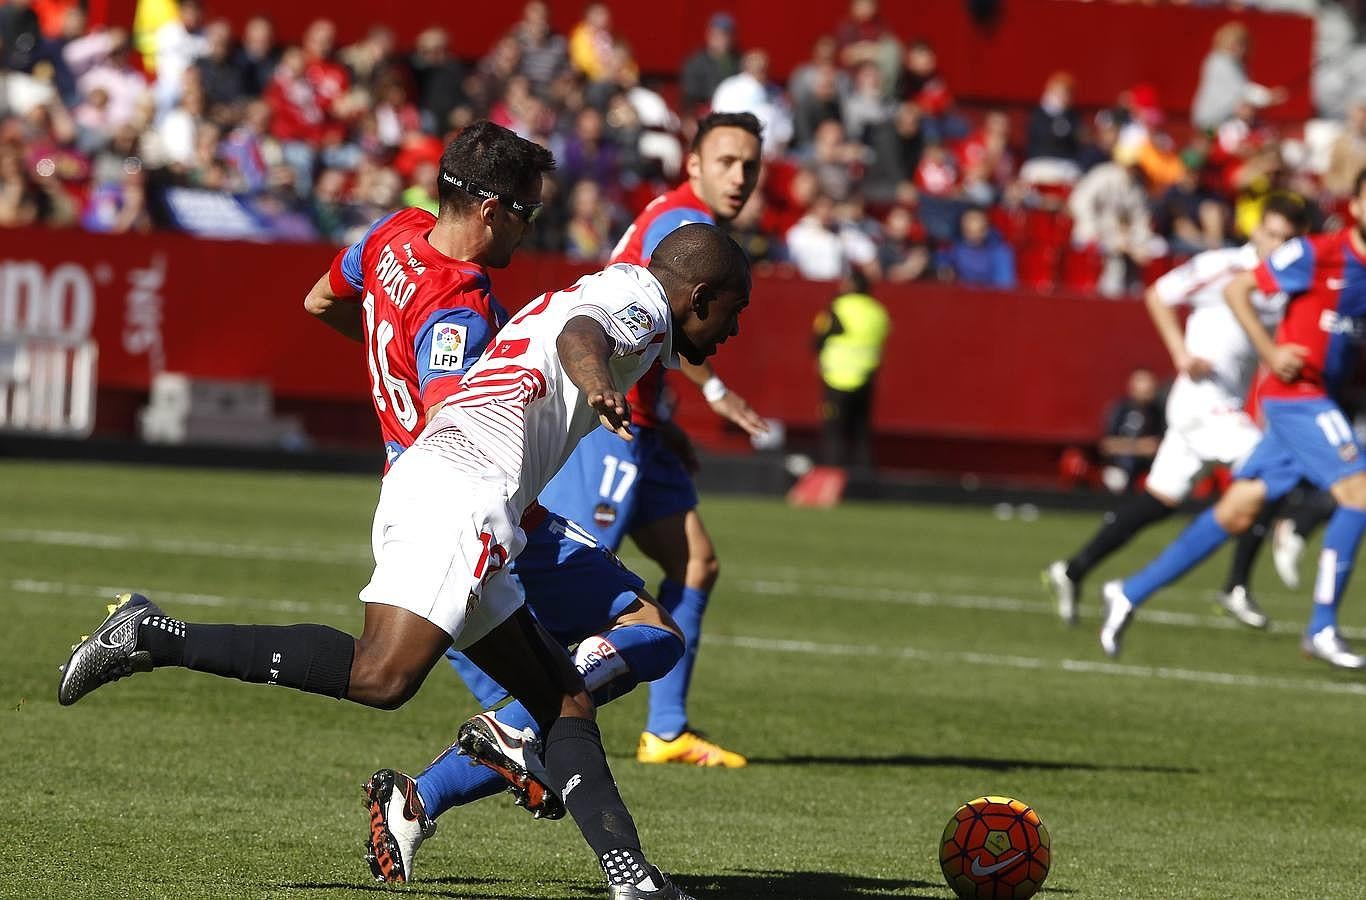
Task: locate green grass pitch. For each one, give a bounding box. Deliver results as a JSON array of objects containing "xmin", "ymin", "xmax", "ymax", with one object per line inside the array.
[{"xmin": 4, "ymin": 460, "xmax": 1366, "ymax": 899}]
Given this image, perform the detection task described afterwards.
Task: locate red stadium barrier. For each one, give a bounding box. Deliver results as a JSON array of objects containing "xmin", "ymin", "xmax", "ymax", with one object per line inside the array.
[
  {"xmin": 0, "ymin": 228, "xmax": 1170, "ymax": 480},
  {"xmin": 99, "ymin": 0, "xmax": 1314, "ymax": 120}
]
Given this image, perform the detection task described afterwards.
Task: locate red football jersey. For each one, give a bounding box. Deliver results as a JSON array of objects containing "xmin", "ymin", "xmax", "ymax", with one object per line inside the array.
[
  {"xmin": 329, "ymin": 207, "xmax": 507, "ymax": 468},
  {"xmin": 609, "ymin": 181, "xmax": 714, "ymax": 428},
  {"xmin": 1252, "ymin": 229, "xmax": 1366, "ymax": 404}
]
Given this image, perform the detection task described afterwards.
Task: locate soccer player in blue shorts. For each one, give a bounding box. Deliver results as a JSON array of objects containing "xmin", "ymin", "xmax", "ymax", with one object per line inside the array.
[
  {"xmin": 540, "ymin": 112, "xmax": 768, "ymax": 768},
  {"xmin": 1099, "ymin": 173, "xmax": 1366, "ymax": 669}
]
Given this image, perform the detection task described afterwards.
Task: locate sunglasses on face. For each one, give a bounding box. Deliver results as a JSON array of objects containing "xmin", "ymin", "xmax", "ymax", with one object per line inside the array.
[{"xmin": 440, "ymin": 169, "xmax": 543, "ymax": 223}]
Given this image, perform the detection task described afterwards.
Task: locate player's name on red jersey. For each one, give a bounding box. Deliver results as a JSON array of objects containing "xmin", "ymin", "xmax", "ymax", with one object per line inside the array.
[{"xmin": 329, "ymin": 207, "xmax": 506, "ymax": 465}]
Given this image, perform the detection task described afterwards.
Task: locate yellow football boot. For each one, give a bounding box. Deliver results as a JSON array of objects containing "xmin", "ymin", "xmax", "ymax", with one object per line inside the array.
[{"xmin": 636, "ymin": 731, "xmax": 747, "ymax": 768}]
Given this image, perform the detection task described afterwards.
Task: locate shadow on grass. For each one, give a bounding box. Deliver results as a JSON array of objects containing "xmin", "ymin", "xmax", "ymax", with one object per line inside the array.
[
  {"xmin": 747, "ymin": 752, "xmax": 1197, "ymax": 775},
  {"xmin": 679, "ymin": 869, "xmax": 944, "ymax": 897},
  {"xmin": 274, "ymin": 877, "xmax": 597, "ymax": 899}
]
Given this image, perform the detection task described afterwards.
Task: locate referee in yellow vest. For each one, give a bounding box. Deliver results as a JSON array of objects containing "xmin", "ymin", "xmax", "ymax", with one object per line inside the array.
[{"xmin": 812, "ymin": 269, "xmax": 891, "ymax": 470}]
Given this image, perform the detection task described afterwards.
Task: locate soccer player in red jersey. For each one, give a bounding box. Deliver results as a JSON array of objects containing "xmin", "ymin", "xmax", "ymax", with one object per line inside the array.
[
  {"xmin": 540, "ymin": 112, "xmax": 768, "ymax": 767},
  {"xmin": 1101, "ymin": 171, "xmax": 1366, "ymax": 668}
]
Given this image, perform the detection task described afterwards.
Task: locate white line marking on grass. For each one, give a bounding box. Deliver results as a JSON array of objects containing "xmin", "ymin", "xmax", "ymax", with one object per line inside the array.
[
  {"xmin": 15, "ymin": 577, "xmax": 1365, "ymax": 697},
  {"xmin": 6, "ymin": 528, "xmax": 1361, "ymax": 639},
  {"xmin": 712, "ymin": 635, "xmax": 1366, "ymax": 697}
]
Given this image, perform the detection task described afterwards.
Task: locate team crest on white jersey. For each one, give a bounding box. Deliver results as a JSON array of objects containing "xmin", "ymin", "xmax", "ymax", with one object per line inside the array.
[
  {"xmin": 613, "ymin": 304, "xmax": 654, "ymax": 339},
  {"xmin": 430, "ymin": 323, "xmax": 467, "ymax": 371}
]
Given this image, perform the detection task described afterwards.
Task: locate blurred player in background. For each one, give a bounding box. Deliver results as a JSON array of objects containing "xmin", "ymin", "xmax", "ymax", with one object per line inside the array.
[
  {"xmin": 1045, "ymin": 194, "xmax": 1309, "ymax": 626},
  {"xmin": 540, "ymin": 111, "xmax": 767, "ymax": 768},
  {"xmin": 1100, "ymin": 172, "xmax": 1366, "ymax": 669}
]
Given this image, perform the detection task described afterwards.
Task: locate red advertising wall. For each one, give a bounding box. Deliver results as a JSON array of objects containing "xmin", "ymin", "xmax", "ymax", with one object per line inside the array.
[
  {"xmin": 99, "ymin": 0, "xmax": 1314, "ymax": 120},
  {"xmin": 0, "ymin": 228, "xmax": 1168, "ymax": 475}
]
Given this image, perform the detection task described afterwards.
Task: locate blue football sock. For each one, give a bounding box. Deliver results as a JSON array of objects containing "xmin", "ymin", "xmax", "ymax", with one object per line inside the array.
[
  {"xmin": 415, "ymin": 739, "xmax": 506, "ymax": 820},
  {"xmin": 646, "ymin": 580, "xmax": 708, "ymax": 740},
  {"xmin": 1122, "ymin": 509, "xmax": 1229, "ymax": 606},
  {"xmin": 577, "ymin": 623, "xmax": 683, "ymax": 705},
  {"xmin": 1308, "ymin": 507, "xmax": 1366, "ymax": 634}
]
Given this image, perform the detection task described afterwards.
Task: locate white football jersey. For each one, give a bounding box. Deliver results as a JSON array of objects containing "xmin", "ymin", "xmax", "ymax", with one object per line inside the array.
[
  {"xmin": 1152, "ymin": 243, "xmax": 1284, "ymax": 422},
  {"xmin": 415, "ymin": 263, "xmax": 678, "ymax": 512}
]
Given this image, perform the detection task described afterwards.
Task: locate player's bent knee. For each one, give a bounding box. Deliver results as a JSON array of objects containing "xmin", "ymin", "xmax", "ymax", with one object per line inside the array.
[{"xmin": 1331, "ymin": 472, "xmax": 1366, "ymax": 510}]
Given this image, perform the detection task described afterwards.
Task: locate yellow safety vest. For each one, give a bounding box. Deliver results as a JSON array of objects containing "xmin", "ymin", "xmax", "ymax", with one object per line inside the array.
[{"xmin": 818, "ymin": 292, "xmax": 891, "ymax": 392}]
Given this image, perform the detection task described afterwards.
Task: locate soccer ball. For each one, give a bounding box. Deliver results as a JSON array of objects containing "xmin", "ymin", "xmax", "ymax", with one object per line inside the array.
[{"xmin": 939, "ymin": 795, "xmax": 1050, "ymax": 900}]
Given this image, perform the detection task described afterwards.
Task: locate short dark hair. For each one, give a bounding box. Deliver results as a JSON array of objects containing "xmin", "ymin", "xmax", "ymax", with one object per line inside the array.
[
  {"xmin": 1354, "ymin": 168, "xmax": 1366, "ymax": 201},
  {"xmin": 690, "ymin": 112, "xmax": 763, "ymax": 154},
  {"xmin": 1262, "ymin": 191, "xmax": 1310, "ymax": 233},
  {"xmin": 437, "ymin": 121, "xmax": 556, "ymax": 217}
]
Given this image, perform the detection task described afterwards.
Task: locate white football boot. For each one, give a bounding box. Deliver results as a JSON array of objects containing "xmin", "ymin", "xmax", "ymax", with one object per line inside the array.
[
  {"xmin": 1301, "ymin": 626, "xmax": 1366, "ymax": 669},
  {"xmin": 1099, "ymin": 581, "xmax": 1135, "ymax": 658},
  {"xmin": 1271, "ymin": 519, "xmax": 1305, "ymax": 589},
  {"xmin": 1218, "ymin": 586, "xmax": 1270, "ymax": 629},
  {"xmin": 362, "ymin": 768, "xmax": 436, "ymax": 883},
  {"xmin": 1043, "ymin": 561, "xmax": 1079, "ymax": 626}
]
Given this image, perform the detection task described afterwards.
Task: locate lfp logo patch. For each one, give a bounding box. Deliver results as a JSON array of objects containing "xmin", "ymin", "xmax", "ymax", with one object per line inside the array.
[
  {"xmin": 613, "ymin": 304, "xmax": 655, "ymax": 339},
  {"xmin": 429, "ymin": 323, "xmax": 467, "ymax": 371}
]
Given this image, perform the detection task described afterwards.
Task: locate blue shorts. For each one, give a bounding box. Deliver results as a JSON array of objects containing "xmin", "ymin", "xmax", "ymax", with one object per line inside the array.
[
  {"xmin": 1235, "ymin": 397, "xmax": 1366, "ymax": 500},
  {"xmin": 536, "ymin": 424, "xmax": 699, "ymax": 552},
  {"xmin": 446, "ymin": 508, "xmax": 647, "ymax": 709}
]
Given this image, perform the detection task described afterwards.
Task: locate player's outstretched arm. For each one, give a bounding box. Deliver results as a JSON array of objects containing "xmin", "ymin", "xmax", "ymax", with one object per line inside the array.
[
  {"xmin": 679, "ymin": 358, "xmax": 769, "ymax": 437},
  {"xmin": 304, "ymin": 272, "xmax": 364, "ymax": 343},
  {"xmin": 557, "ymin": 316, "xmax": 633, "ymax": 439},
  {"xmin": 1143, "ymin": 286, "xmax": 1211, "ymax": 379},
  {"xmin": 1224, "ymin": 270, "xmax": 1305, "ymax": 382}
]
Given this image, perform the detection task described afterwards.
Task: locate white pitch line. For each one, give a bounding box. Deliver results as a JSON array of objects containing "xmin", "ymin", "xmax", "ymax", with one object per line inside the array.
[
  {"xmin": 5, "ymin": 527, "xmax": 1362, "ymax": 640},
  {"xmin": 13, "ymin": 577, "xmax": 1366, "ymax": 699},
  {"xmin": 711, "ymin": 635, "xmax": 1366, "ymax": 698}
]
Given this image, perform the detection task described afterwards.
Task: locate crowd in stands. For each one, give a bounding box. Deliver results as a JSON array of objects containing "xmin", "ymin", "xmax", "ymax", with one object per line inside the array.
[{"xmin": 0, "ymin": 0, "xmax": 1363, "ymax": 296}]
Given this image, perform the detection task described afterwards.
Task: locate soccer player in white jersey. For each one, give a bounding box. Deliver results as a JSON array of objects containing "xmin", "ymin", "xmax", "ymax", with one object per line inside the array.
[
  {"xmin": 1045, "ymin": 194, "xmax": 1309, "ymax": 625},
  {"xmin": 57, "ymin": 222, "xmax": 750, "ymax": 900}
]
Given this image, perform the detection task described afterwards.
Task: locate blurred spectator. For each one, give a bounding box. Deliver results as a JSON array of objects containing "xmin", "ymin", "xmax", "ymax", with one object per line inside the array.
[
  {"xmin": 680, "ymin": 12, "xmax": 738, "ymax": 112},
  {"xmin": 1, "ymin": 0, "xmax": 42, "ymax": 71},
  {"xmin": 1324, "ymin": 99, "xmax": 1366, "ymax": 198},
  {"xmin": 842, "ymin": 61, "xmax": 893, "ymax": 144},
  {"xmin": 835, "ymin": 0, "xmax": 900, "ymax": 92},
  {"xmin": 73, "ymin": 28, "xmax": 148, "ymax": 130},
  {"xmin": 569, "ymin": 3, "xmax": 619, "ymax": 82},
  {"xmin": 553, "ymin": 105, "xmax": 620, "ymax": 191},
  {"xmin": 729, "ymin": 187, "xmax": 783, "ymax": 264},
  {"xmin": 1153, "ymin": 166, "xmax": 1230, "ymax": 254},
  {"xmin": 1026, "ymin": 71, "xmax": 1081, "ymax": 166},
  {"xmin": 1100, "ymin": 368, "xmax": 1165, "ymax": 494},
  {"xmin": 153, "ymin": 0, "xmax": 205, "ymax": 112},
  {"xmin": 401, "ymin": 158, "xmax": 438, "ymax": 215},
  {"xmin": 508, "ymin": 1, "xmax": 568, "ymax": 96},
  {"xmin": 301, "ymin": 19, "xmax": 349, "ymax": 119},
  {"xmin": 789, "ymin": 36, "xmax": 847, "ymax": 149},
  {"xmin": 899, "ymin": 40, "xmax": 959, "ymax": 142},
  {"xmin": 786, "ymin": 192, "xmax": 878, "ymax": 281},
  {"xmin": 813, "ymin": 268, "xmax": 891, "ymax": 471},
  {"xmin": 1068, "ymin": 144, "xmax": 1160, "ymax": 297},
  {"xmin": 712, "ymin": 49, "xmax": 792, "ymax": 156},
  {"xmin": 1076, "ymin": 109, "xmax": 1121, "ymax": 172},
  {"xmin": 195, "ymin": 20, "xmax": 246, "ymax": 112},
  {"xmin": 1191, "ymin": 22, "xmax": 1285, "ymax": 131},
  {"xmin": 878, "ymin": 205, "xmax": 931, "ymax": 282},
  {"xmin": 338, "ymin": 25, "xmax": 398, "ymax": 96},
  {"xmin": 35, "ymin": 5, "xmax": 84, "ymax": 105},
  {"xmin": 233, "ymin": 15, "xmax": 278, "ymax": 98},
  {"xmin": 409, "ymin": 27, "xmax": 463, "ymax": 133},
  {"xmin": 373, "ymin": 73, "xmax": 419, "ymax": 149},
  {"xmin": 861, "ymin": 98, "xmax": 922, "ymax": 202},
  {"xmin": 564, "ymin": 178, "xmax": 614, "ymax": 262},
  {"xmin": 938, "ymin": 206, "xmax": 1016, "ymax": 289},
  {"xmin": 800, "ymin": 118, "xmax": 866, "ymax": 201}
]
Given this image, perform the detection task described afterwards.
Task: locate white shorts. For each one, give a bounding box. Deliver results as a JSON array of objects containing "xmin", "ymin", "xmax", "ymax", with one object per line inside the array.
[
  {"xmin": 359, "ymin": 447, "xmax": 527, "ymax": 650},
  {"xmin": 1145, "ymin": 408, "xmax": 1263, "ymax": 502}
]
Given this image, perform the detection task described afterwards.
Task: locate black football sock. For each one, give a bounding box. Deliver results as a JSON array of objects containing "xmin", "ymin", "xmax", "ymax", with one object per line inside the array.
[
  {"xmin": 1066, "ymin": 491, "xmax": 1173, "ymax": 583},
  {"xmin": 1224, "ymin": 505, "xmax": 1275, "ymax": 592},
  {"xmin": 1292, "ymin": 489, "xmax": 1335, "ymax": 538},
  {"xmin": 541, "ymin": 716, "xmax": 653, "ymax": 886},
  {"xmin": 139, "ymin": 617, "xmax": 354, "ymax": 699}
]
